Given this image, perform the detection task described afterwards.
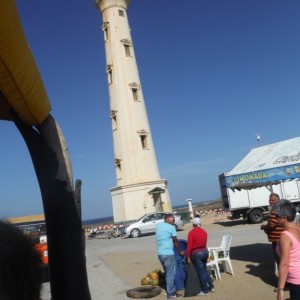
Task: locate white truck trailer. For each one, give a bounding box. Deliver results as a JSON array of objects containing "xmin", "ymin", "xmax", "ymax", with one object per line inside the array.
[{"xmin": 220, "ymin": 137, "xmax": 300, "ymax": 224}]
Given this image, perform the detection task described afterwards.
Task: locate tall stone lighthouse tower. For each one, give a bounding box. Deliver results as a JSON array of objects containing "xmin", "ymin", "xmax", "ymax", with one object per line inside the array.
[{"xmin": 96, "ymin": 0, "xmax": 172, "ymax": 222}]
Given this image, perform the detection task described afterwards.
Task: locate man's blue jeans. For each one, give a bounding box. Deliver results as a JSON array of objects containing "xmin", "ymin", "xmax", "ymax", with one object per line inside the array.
[
  {"xmin": 158, "ymin": 254, "xmax": 176, "ymax": 297},
  {"xmin": 191, "ymin": 249, "xmax": 214, "ymax": 294}
]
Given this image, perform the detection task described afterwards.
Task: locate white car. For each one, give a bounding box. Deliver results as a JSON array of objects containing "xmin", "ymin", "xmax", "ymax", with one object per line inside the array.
[{"xmin": 124, "ymin": 212, "xmax": 184, "ymax": 238}]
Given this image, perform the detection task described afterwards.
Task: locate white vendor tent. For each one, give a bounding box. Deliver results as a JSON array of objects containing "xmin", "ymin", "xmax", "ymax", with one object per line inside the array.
[{"xmin": 224, "ymin": 137, "xmax": 300, "ymax": 190}]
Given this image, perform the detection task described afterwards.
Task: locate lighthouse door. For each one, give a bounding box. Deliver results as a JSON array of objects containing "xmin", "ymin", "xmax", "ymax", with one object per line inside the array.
[{"xmin": 153, "ymin": 194, "xmax": 163, "ymax": 212}]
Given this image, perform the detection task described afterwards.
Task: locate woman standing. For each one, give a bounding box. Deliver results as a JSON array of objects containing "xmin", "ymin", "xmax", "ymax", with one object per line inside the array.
[
  {"xmin": 186, "ymin": 217, "xmax": 214, "ymax": 296},
  {"xmin": 275, "ymin": 200, "xmax": 300, "ymax": 300}
]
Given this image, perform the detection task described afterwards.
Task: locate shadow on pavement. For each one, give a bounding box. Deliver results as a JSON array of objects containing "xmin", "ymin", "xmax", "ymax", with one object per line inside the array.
[
  {"xmin": 231, "ymin": 243, "xmax": 277, "ymax": 287},
  {"xmin": 213, "ymin": 219, "xmax": 248, "ymax": 226},
  {"xmin": 214, "ymin": 217, "xmax": 267, "ymax": 227}
]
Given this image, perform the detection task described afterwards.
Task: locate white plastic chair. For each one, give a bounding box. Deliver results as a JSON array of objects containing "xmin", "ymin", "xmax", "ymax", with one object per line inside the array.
[{"xmin": 207, "ymin": 235, "xmax": 234, "ymax": 281}]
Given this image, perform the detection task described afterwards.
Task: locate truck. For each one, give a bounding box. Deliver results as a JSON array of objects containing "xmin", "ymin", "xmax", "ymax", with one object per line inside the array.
[
  {"xmin": 219, "ymin": 173, "xmax": 300, "ymax": 223},
  {"xmin": 219, "ymin": 137, "xmax": 300, "ymax": 224}
]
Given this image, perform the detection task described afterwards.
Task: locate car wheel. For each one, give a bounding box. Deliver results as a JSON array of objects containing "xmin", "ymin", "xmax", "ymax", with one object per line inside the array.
[{"xmin": 130, "ymin": 228, "xmax": 141, "ymax": 238}]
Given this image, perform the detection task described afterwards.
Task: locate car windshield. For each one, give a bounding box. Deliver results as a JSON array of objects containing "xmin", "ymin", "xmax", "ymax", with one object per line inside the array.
[
  {"xmin": 132, "ymin": 212, "xmax": 175, "ymax": 223},
  {"xmin": 143, "ymin": 215, "xmax": 156, "ymax": 222},
  {"xmin": 156, "ymin": 213, "xmax": 166, "ymax": 220},
  {"xmin": 135, "ymin": 214, "xmax": 157, "ymax": 222},
  {"xmin": 135, "ymin": 215, "xmax": 146, "ymax": 222}
]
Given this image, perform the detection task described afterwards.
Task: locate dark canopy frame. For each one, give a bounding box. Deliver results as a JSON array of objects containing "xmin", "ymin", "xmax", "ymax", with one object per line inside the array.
[{"xmin": 13, "ymin": 111, "xmax": 91, "ymax": 300}]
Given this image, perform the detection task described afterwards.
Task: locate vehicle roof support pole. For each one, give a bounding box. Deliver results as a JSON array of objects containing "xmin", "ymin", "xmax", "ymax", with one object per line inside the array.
[{"xmin": 13, "ymin": 110, "xmax": 91, "ymax": 300}]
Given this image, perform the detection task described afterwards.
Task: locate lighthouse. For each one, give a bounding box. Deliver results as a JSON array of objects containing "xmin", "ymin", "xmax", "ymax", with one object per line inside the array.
[{"xmin": 96, "ymin": 0, "xmax": 172, "ymax": 222}]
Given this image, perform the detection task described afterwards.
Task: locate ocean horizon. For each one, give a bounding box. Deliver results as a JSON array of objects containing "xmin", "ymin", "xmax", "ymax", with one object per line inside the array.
[
  {"xmin": 81, "ymin": 205, "xmax": 187, "ymax": 226},
  {"xmin": 82, "ymin": 199, "xmax": 220, "ymax": 226},
  {"xmin": 82, "ymin": 216, "xmax": 113, "ymax": 226}
]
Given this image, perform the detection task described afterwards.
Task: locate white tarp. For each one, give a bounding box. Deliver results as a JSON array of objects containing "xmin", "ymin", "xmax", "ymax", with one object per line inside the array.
[{"xmin": 224, "ymin": 137, "xmax": 300, "ymax": 189}]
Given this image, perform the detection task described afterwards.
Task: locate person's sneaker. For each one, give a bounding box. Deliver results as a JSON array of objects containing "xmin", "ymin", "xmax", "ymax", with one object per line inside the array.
[
  {"xmin": 210, "ymin": 288, "xmax": 215, "ymax": 293},
  {"xmin": 167, "ymin": 293, "xmax": 183, "ymax": 299},
  {"xmin": 197, "ymin": 291, "xmax": 209, "ymax": 296}
]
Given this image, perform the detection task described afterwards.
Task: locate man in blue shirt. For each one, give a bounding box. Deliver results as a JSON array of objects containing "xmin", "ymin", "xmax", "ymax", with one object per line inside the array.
[{"xmin": 156, "ymin": 214, "xmax": 185, "ymax": 299}]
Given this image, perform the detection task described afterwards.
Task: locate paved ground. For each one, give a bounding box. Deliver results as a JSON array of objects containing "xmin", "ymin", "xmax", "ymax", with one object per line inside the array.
[{"xmin": 41, "ymin": 219, "xmax": 286, "ymax": 300}]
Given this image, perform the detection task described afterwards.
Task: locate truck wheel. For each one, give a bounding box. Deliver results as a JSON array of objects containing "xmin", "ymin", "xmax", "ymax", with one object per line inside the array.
[{"xmin": 249, "ymin": 209, "xmax": 264, "ymax": 224}]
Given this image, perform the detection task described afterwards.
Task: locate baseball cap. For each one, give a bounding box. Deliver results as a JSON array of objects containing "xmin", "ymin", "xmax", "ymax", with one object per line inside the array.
[{"xmin": 193, "ymin": 217, "xmax": 201, "ymax": 227}]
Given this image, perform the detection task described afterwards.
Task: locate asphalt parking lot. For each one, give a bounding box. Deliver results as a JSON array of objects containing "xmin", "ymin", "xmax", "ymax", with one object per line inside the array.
[{"xmin": 41, "ymin": 220, "xmax": 275, "ymax": 300}]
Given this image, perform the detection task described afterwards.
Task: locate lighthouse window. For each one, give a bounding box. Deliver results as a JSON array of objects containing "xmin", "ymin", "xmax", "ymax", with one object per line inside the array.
[
  {"xmin": 118, "ymin": 9, "xmax": 124, "ymax": 17},
  {"xmin": 121, "ymin": 39, "xmax": 132, "ymax": 57},
  {"xmin": 124, "ymin": 44, "xmax": 131, "ymax": 57},
  {"xmin": 108, "ymin": 69, "xmax": 112, "ymax": 84},
  {"xmin": 110, "ymin": 110, "xmax": 118, "ymax": 130},
  {"xmin": 137, "ymin": 130, "xmax": 149, "ymax": 149},
  {"xmin": 112, "ymin": 115, "xmax": 117, "ymax": 130},
  {"xmin": 132, "ymin": 88, "xmax": 139, "ymax": 101},
  {"xmin": 115, "ymin": 159, "xmax": 122, "ymax": 179},
  {"xmin": 104, "ymin": 27, "xmax": 108, "ymax": 41},
  {"xmin": 102, "ymin": 22, "xmax": 109, "ymax": 41},
  {"xmin": 129, "ymin": 82, "xmax": 140, "ymax": 102},
  {"xmin": 106, "ymin": 65, "xmax": 113, "ymax": 84},
  {"xmin": 141, "ymin": 135, "xmax": 148, "ymax": 149}
]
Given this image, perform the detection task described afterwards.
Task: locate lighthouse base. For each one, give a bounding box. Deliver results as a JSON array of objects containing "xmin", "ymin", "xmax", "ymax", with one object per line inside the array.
[{"xmin": 110, "ymin": 180, "xmax": 172, "ymax": 223}]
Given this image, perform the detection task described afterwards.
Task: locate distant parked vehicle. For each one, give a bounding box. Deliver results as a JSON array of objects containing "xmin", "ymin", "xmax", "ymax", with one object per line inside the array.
[
  {"xmin": 87, "ymin": 230, "xmax": 116, "ymax": 240},
  {"xmin": 124, "ymin": 212, "xmax": 184, "ymax": 238},
  {"xmin": 18, "ymin": 223, "xmax": 46, "ymax": 236}
]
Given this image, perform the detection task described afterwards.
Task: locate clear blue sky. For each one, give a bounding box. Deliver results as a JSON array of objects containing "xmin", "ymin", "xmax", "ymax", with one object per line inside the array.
[{"xmin": 1, "ymin": 0, "xmax": 299, "ymax": 220}]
